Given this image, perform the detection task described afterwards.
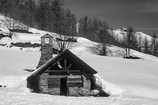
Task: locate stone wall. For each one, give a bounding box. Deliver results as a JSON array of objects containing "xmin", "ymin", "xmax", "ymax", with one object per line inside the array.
[
  {"xmin": 37, "ymin": 44, "xmax": 54, "ymax": 68},
  {"xmin": 39, "ymin": 73, "xmax": 92, "ymax": 96},
  {"xmin": 67, "ymin": 75, "xmax": 91, "ymax": 96},
  {"xmin": 39, "ymin": 73, "xmax": 61, "ymax": 95}
]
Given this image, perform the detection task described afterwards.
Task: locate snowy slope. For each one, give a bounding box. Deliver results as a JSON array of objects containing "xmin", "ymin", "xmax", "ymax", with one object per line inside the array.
[
  {"xmin": 74, "ymin": 52, "xmax": 158, "ymax": 98},
  {"xmin": 0, "ymin": 44, "xmax": 158, "ymax": 105},
  {"xmin": 0, "ymin": 46, "xmax": 40, "ymax": 88},
  {"xmin": 0, "ymin": 36, "xmax": 158, "ymax": 105},
  {"xmin": 0, "ymin": 37, "xmax": 12, "ymax": 45},
  {"xmin": 12, "ymin": 32, "xmax": 41, "ymax": 44},
  {"xmin": 0, "ymin": 90, "xmax": 158, "ymax": 105},
  {"xmin": 71, "ymin": 37, "xmax": 158, "ymax": 99},
  {"xmin": 112, "ymin": 28, "xmax": 153, "ymax": 46},
  {"xmin": 0, "ymin": 14, "xmax": 158, "ymax": 105}
]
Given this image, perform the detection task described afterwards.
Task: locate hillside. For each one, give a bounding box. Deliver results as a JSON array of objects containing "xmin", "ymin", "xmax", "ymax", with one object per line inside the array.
[
  {"xmin": 0, "ymin": 35, "xmax": 158, "ymax": 104},
  {"xmin": 112, "ymin": 28, "xmax": 153, "ymax": 46},
  {"xmin": 0, "ymin": 14, "xmax": 158, "ymax": 105}
]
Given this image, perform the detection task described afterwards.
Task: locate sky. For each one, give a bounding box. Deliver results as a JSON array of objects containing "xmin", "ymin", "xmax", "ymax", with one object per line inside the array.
[{"xmin": 64, "ymin": 0, "xmax": 158, "ymax": 34}]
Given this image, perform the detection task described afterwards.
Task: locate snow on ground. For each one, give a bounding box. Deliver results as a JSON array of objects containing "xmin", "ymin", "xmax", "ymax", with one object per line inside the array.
[
  {"xmin": 0, "ymin": 28, "xmax": 60, "ymax": 45},
  {"xmin": 29, "ymin": 27, "xmax": 60, "ymax": 38},
  {"xmin": 29, "ymin": 27, "xmax": 48, "ymax": 35},
  {"xmin": 72, "ymin": 50, "xmax": 158, "ymax": 99},
  {"xmin": 0, "ymin": 46, "xmax": 40, "ymax": 88},
  {"xmin": 0, "ymin": 17, "xmax": 10, "ymax": 35},
  {"xmin": 71, "ymin": 37, "xmax": 158, "ymax": 100},
  {"xmin": 0, "ymin": 26, "xmax": 10, "ymax": 35},
  {"xmin": 0, "ymin": 14, "xmax": 9, "ymax": 26},
  {"xmin": 0, "ymin": 90, "xmax": 158, "ymax": 105},
  {"xmin": 106, "ymin": 45, "xmax": 125, "ymax": 57},
  {"xmin": 131, "ymin": 50, "xmax": 158, "ymax": 62},
  {"xmin": 0, "ymin": 37, "xmax": 12, "ymax": 45},
  {"xmin": 77, "ymin": 37, "xmax": 98, "ymax": 46},
  {"xmin": 12, "ymin": 32, "xmax": 41, "ymax": 44},
  {"xmin": 71, "ymin": 37, "xmax": 99, "ymax": 54},
  {"xmin": 112, "ymin": 28, "xmax": 127, "ymax": 42},
  {"xmin": 0, "ymin": 33, "xmax": 158, "ymax": 105},
  {"xmin": 112, "ymin": 28, "xmax": 153, "ymax": 45}
]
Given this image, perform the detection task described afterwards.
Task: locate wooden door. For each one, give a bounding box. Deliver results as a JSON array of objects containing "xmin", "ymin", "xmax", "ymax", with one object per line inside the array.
[{"xmin": 60, "ymin": 77, "xmax": 67, "ymax": 96}]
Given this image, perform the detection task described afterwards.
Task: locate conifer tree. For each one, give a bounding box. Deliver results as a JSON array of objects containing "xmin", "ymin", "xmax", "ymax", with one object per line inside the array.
[
  {"xmin": 151, "ymin": 33, "xmax": 157, "ymax": 55},
  {"xmin": 144, "ymin": 37, "xmax": 150, "ymax": 54},
  {"xmin": 97, "ymin": 27, "xmax": 109, "ymax": 56},
  {"xmin": 125, "ymin": 26, "xmax": 135, "ymax": 58}
]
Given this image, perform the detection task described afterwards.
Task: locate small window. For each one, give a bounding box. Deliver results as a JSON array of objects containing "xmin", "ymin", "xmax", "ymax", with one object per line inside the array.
[
  {"xmin": 67, "ymin": 75, "xmax": 83, "ymax": 87},
  {"xmin": 45, "ymin": 38, "xmax": 50, "ymax": 44},
  {"xmin": 48, "ymin": 78, "xmax": 60, "ymax": 88}
]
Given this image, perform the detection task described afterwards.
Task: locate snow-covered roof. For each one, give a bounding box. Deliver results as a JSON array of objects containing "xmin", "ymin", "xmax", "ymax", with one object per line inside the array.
[
  {"xmin": 27, "ymin": 49, "xmax": 97, "ymax": 79},
  {"xmin": 0, "ymin": 25, "xmax": 10, "ymax": 35},
  {"xmin": 41, "ymin": 34, "xmax": 53, "ymax": 37}
]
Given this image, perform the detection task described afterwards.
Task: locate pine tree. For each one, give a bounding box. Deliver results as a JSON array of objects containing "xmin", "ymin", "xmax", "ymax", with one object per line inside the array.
[
  {"xmin": 125, "ymin": 26, "xmax": 135, "ymax": 58},
  {"xmin": 79, "ymin": 16, "xmax": 89, "ymax": 36},
  {"xmin": 51, "ymin": 0, "xmax": 64, "ymax": 33},
  {"xmin": 35, "ymin": 0, "xmax": 49, "ymax": 30},
  {"xmin": 63, "ymin": 9, "xmax": 76, "ymax": 36},
  {"xmin": 25, "ymin": 0, "xmax": 36, "ymax": 27},
  {"xmin": 0, "ymin": 0, "xmax": 8, "ymax": 15},
  {"xmin": 151, "ymin": 33, "xmax": 157, "ymax": 55},
  {"xmin": 144, "ymin": 37, "xmax": 150, "ymax": 54},
  {"xmin": 97, "ymin": 27, "xmax": 109, "ymax": 56}
]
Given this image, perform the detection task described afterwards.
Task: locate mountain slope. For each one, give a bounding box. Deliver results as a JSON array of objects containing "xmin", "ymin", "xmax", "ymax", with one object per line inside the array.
[
  {"xmin": 0, "ymin": 43, "xmax": 158, "ymax": 105},
  {"xmin": 0, "ymin": 14, "xmax": 158, "ymax": 105}
]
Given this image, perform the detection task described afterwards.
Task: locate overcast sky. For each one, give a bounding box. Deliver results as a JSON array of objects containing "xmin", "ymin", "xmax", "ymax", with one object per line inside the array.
[{"xmin": 64, "ymin": 0, "xmax": 158, "ymax": 34}]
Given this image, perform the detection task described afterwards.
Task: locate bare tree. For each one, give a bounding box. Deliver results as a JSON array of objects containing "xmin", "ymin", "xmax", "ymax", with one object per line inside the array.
[
  {"xmin": 125, "ymin": 26, "xmax": 135, "ymax": 58},
  {"xmin": 56, "ymin": 35, "xmax": 74, "ymax": 53}
]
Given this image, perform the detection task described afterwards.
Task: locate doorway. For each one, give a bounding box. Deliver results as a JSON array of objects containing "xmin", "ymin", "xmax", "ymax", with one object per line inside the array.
[{"xmin": 60, "ymin": 77, "xmax": 67, "ymax": 96}]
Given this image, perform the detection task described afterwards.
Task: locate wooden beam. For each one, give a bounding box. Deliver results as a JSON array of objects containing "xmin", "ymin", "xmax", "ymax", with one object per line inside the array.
[{"xmin": 44, "ymin": 70, "xmax": 68, "ymax": 75}]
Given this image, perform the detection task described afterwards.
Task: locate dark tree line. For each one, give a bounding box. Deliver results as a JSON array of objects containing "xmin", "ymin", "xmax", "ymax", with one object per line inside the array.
[
  {"xmin": 151, "ymin": 33, "xmax": 158, "ymax": 56},
  {"xmin": 0, "ymin": 0, "xmax": 76, "ymax": 36},
  {"xmin": 79, "ymin": 16, "xmax": 109, "ymax": 42},
  {"xmin": 118, "ymin": 27, "xmax": 158, "ymax": 57},
  {"xmin": 78, "ymin": 16, "xmax": 118, "ymax": 55},
  {"xmin": 0, "ymin": 0, "xmax": 157, "ymax": 56},
  {"xmin": 78, "ymin": 16, "xmax": 158, "ymax": 57}
]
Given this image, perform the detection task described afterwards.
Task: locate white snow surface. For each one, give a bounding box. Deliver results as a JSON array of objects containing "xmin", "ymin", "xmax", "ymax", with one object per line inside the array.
[
  {"xmin": 0, "ymin": 46, "xmax": 40, "ymax": 88},
  {"xmin": 0, "ymin": 36, "xmax": 158, "ymax": 104},
  {"xmin": 12, "ymin": 32, "xmax": 41, "ymax": 44},
  {"xmin": 0, "ymin": 37, "xmax": 12, "ymax": 45},
  {"xmin": 71, "ymin": 37, "xmax": 158, "ymax": 100},
  {"xmin": 0, "ymin": 14, "xmax": 157, "ymax": 104},
  {"xmin": 0, "ymin": 21, "xmax": 10, "ymax": 35},
  {"xmin": 112, "ymin": 28, "xmax": 153, "ymax": 45},
  {"xmin": 72, "ymin": 50, "xmax": 158, "ymax": 99}
]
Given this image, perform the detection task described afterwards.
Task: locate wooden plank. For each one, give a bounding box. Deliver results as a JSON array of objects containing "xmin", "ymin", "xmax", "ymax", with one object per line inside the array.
[
  {"xmin": 67, "ymin": 80, "xmax": 82, "ymax": 83},
  {"xmin": 67, "ymin": 83, "xmax": 83, "ymax": 87},
  {"xmin": 46, "ymin": 70, "xmax": 81, "ymax": 72},
  {"xmin": 48, "ymin": 78, "xmax": 60, "ymax": 88},
  {"xmin": 45, "ymin": 70, "xmax": 66, "ymax": 73},
  {"xmin": 68, "ymin": 75, "xmax": 82, "ymax": 78},
  {"xmin": 45, "ymin": 70, "xmax": 68, "ymax": 75},
  {"xmin": 45, "ymin": 70, "xmax": 81, "ymax": 75},
  {"xmin": 48, "ymin": 88, "xmax": 60, "ymax": 95},
  {"xmin": 67, "ymin": 78, "xmax": 82, "ymax": 81},
  {"xmin": 67, "ymin": 75, "xmax": 83, "ymax": 87},
  {"xmin": 48, "ymin": 75, "xmax": 67, "ymax": 78},
  {"xmin": 69, "ymin": 70, "xmax": 81, "ymax": 75}
]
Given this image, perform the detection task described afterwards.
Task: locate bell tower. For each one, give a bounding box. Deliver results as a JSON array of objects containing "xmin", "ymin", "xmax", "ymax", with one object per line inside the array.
[{"xmin": 37, "ymin": 34, "xmax": 54, "ymax": 68}]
